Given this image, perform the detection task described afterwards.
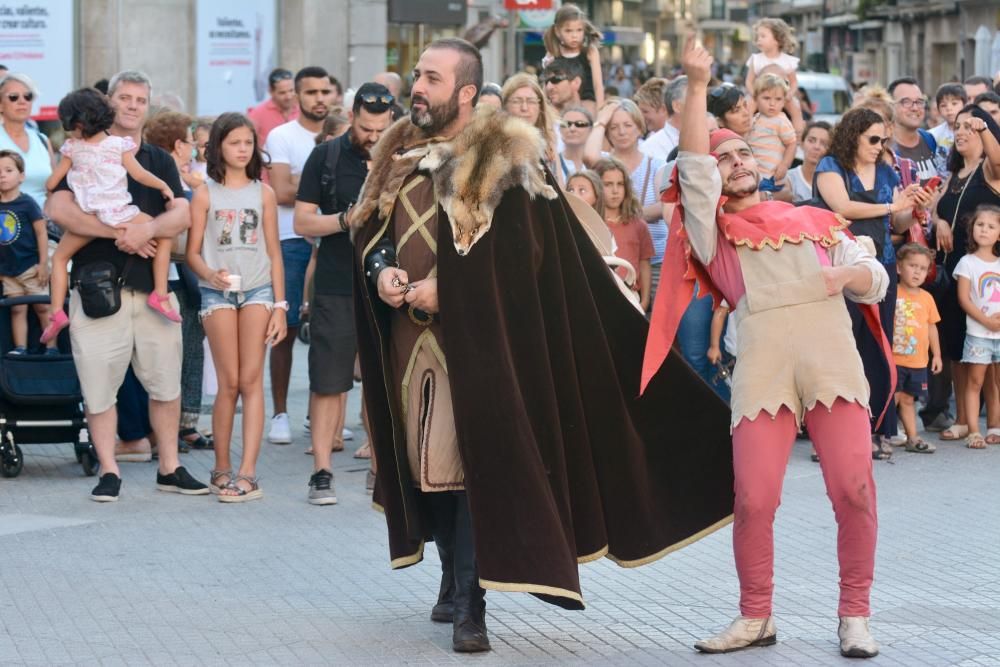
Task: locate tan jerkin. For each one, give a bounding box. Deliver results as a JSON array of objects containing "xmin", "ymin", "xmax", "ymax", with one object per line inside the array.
[
  {"xmin": 729, "ymin": 241, "xmax": 870, "ymax": 429},
  {"xmin": 387, "ymin": 172, "xmax": 464, "ymax": 491}
]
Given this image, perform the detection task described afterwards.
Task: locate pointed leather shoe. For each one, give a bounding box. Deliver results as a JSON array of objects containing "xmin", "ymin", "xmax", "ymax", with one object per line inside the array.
[
  {"xmin": 694, "ymin": 616, "xmax": 777, "ymax": 654},
  {"xmin": 839, "ymin": 616, "xmax": 879, "ymax": 658}
]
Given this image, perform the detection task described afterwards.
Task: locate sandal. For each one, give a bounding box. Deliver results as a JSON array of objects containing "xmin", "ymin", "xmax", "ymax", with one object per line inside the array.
[
  {"xmin": 872, "ymin": 438, "xmax": 892, "ymax": 460},
  {"xmin": 904, "ymin": 438, "xmax": 936, "ymax": 454},
  {"xmin": 209, "ymin": 469, "xmax": 232, "ymax": 494},
  {"xmin": 179, "ymin": 428, "xmax": 214, "ymax": 450},
  {"xmin": 218, "ymin": 474, "xmax": 263, "ymax": 503},
  {"xmin": 331, "ymin": 437, "xmax": 344, "ymax": 452},
  {"xmin": 354, "ymin": 441, "xmax": 372, "ymax": 459},
  {"xmin": 940, "ymin": 424, "xmax": 970, "ymax": 441},
  {"xmin": 985, "ymin": 428, "xmax": 1000, "ymax": 445},
  {"xmin": 965, "ymin": 433, "xmax": 987, "ymax": 450}
]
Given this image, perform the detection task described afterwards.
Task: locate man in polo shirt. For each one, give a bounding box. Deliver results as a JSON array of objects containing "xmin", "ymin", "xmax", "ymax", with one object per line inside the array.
[
  {"xmin": 46, "ymin": 70, "xmax": 208, "ymax": 501},
  {"xmin": 248, "ymin": 68, "xmax": 299, "ymax": 146},
  {"xmin": 293, "ymin": 82, "xmax": 394, "ymax": 504}
]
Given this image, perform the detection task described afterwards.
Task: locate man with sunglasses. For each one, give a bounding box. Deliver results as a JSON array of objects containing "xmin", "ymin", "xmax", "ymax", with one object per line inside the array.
[
  {"xmin": 541, "ymin": 58, "xmax": 583, "ymax": 114},
  {"xmin": 293, "ymin": 83, "xmax": 394, "ymax": 505},
  {"xmin": 248, "ymin": 68, "xmax": 299, "ymax": 146},
  {"xmin": 644, "ymin": 36, "xmax": 891, "ymax": 659}
]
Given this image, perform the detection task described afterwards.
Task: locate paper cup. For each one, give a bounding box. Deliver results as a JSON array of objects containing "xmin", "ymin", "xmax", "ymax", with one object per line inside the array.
[{"xmin": 227, "ymin": 274, "xmax": 242, "ymax": 291}]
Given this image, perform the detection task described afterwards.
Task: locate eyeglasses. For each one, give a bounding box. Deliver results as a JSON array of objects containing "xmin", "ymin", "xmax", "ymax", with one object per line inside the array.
[
  {"xmin": 5, "ymin": 92, "xmax": 33, "ymax": 103},
  {"xmin": 866, "ymin": 135, "xmax": 890, "ymax": 146},
  {"xmin": 543, "ymin": 75, "xmax": 567, "ymax": 85},
  {"xmin": 508, "ymin": 97, "xmax": 540, "ymax": 108},
  {"xmin": 896, "ymin": 97, "xmax": 926, "ymax": 110},
  {"xmin": 268, "ymin": 71, "xmax": 293, "ymax": 86},
  {"xmin": 563, "ymin": 120, "xmax": 592, "ymax": 129},
  {"xmin": 709, "ymin": 84, "xmax": 738, "ymax": 99},
  {"xmin": 359, "ymin": 93, "xmax": 394, "ymax": 106}
]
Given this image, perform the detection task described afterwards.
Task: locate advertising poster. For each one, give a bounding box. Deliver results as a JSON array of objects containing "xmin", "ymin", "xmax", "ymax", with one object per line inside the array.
[
  {"xmin": 0, "ymin": 0, "xmax": 75, "ymax": 120},
  {"xmin": 196, "ymin": 0, "xmax": 276, "ymax": 115}
]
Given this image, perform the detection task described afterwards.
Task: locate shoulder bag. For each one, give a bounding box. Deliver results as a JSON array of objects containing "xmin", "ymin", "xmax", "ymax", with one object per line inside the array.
[{"xmin": 72, "ymin": 256, "xmax": 135, "ymax": 319}]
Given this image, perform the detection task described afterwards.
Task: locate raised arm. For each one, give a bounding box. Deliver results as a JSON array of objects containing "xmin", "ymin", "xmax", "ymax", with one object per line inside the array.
[
  {"xmin": 583, "ymin": 101, "xmax": 617, "ymax": 167},
  {"xmin": 45, "ymin": 155, "xmax": 72, "ymax": 193}
]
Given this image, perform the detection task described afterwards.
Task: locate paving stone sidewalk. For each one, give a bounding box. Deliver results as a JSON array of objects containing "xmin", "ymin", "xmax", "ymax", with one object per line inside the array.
[{"xmin": 1, "ymin": 341, "xmax": 998, "ymax": 666}]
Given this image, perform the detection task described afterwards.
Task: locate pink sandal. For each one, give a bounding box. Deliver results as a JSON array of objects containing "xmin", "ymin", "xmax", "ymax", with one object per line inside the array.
[
  {"xmin": 147, "ymin": 293, "xmax": 182, "ymax": 322},
  {"xmin": 40, "ymin": 310, "xmax": 69, "ymax": 344}
]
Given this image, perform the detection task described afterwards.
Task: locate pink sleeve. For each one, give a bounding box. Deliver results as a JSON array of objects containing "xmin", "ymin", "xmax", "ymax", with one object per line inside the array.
[
  {"xmin": 58, "ymin": 139, "xmax": 73, "ymax": 157},
  {"xmin": 120, "ymin": 135, "xmax": 138, "ymax": 153},
  {"xmin": 638, "ymin": 221, "xmax": 654, "ymax": 261}
]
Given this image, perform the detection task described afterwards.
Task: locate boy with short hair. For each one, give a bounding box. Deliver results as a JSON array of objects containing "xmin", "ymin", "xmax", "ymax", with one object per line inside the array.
[
  {"xmin": 746, "ymin": 73, "xmax": 797, "ymax": 189},
  {"xmin": 0, "ymin": 149, "xmax": 56, "ymax": 354},
  {"xmin": 893, "ymin": 243, "xmax": 942, "ymax": 453},
  {"xmin": 929, "ymin": 83, "xmax": 968, "ymax": 177}
]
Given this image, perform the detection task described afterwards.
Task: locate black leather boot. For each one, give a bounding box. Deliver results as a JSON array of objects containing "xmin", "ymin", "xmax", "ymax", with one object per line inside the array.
[
  {"xmin": 427, "ymin": 494, "xmax": 456, "ymax": 623},
  {"xmin": 452, "ymin": 493, "xmax": 490, "ymax": 652}
]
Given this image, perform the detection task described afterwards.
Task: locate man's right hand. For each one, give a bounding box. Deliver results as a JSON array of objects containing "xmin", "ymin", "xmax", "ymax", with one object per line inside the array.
[
  {"xmin": 115, "ymin": 224, "xmax": 158, "ymax": 258},
  {"xmin": 681, "ymin": 32, "xmax": 713, "ymax": 87},
  {"xmin": 377, "ymin": 267, "xmax": 410, "ymax": 308}
]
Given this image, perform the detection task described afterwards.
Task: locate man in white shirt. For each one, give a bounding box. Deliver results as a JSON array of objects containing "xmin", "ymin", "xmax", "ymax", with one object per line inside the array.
[
  {"xmin": 639, "ymin": 76, "xmax": 685, "ymax": 160},
  {"xmin": 264, "ymin": 65, "xmax": 337, "ymax": 445}
]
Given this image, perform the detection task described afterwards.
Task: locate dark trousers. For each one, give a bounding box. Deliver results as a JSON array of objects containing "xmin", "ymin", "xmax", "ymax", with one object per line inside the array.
[{"xmin": 117, "ymin": 366, "xmax": 151, "ymax": 441}]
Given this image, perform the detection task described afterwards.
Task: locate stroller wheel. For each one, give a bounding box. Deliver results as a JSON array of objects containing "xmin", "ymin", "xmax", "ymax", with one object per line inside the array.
[
  {"xmin": 80, "ymin": 445, "xmax": 99, "ymax": 477},
  {"xmin": 0, "ymin": 443, "xmax": 23, "ymax": 478}
]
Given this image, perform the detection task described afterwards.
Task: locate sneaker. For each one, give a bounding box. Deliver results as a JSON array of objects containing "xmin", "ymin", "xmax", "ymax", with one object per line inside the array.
[
  {"xmin": 308, "ymin": 469, "xmax": 338, "ymax": 505},
  {"xmin": 342, "ymin": 427, "xmax": 354, "ymax": 441},
  {"xmin": 268, "ymin": 413, "xmax": 292, "ymax": 444},
  {"xmin": 156, "ymin": 466, "xmax": 210, "ymax": 495},
  {"xmin": 7, "ymin": 346, "xmax": 25, "ymax": 356},
  {"xmin": 90, "ymin": 473, "xmax": 121, "ymax": 502},
  {"xmin": 303, "ymin": 415, "xmax": 311, "ymax": 432}
]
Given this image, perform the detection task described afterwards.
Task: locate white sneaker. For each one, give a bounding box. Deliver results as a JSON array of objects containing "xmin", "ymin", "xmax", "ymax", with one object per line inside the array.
[
  {"xmin": 694, "ymin": 616, "xmax": 777, "ymax": 654},
  {"xmin": 303, "ymin": 415, "xmax": 311, "ymax": 432},
  {"xmin": 839, "ymin": 616, "xmax": 879, "ymax": 658},
  {"xmin": 342, "ymin": 427, "xmax": 354, "ymax": 441},
  {"xmin": 268, "ymin": 413, "xmax": 292, "ymax": 444}
]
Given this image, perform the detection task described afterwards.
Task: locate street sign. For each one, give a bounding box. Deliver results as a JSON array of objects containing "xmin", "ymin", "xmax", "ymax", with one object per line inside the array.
[{"xmin": 505, "ymin": 0, "xmax": 554, "ymax": 9}]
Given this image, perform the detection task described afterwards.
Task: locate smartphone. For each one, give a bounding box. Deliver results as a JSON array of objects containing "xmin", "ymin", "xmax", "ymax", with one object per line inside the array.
[{"xmin": 924, "ymin": 176, "xmax": 942, "ymax": 191}]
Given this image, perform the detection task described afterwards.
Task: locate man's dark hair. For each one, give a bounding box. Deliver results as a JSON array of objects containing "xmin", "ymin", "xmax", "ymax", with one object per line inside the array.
[
  {"xmin": 426, "ymin": 37, "xmax": 483, "ymax": 105},
  {"xmin": 888, "ymin": 77, "xmax": 920, "ymax": 96},
  {"xmin": 268, "ymin": 68, "xmax": 293, "ymax": 89},
  {"xmin": 543, "ymin": 57, "xmax": 584, "ymax": 83},
  {"xmin": 935, "ymin": 82, "xmax": 967, "ymax": 106},
  {"xmin": 93, "ymin": 78, "xmax": 109, "ymax": 95},
  {"xmin": 294, "ymin": 66, "xmax": 330, "ymax": 92},
  {"xmin": 975, "ymin": 91, "xmax": 1000, "ymax": 107},
  {"xmin": 964, "ymin": 75, "xmax": 992, "ymax": 89},
  {"xmin": 329, "ymin": 75, "xmax": 343, "ymax": 97},
  {"xmin": 205, "ymin": 112, "xmax": 268, "ymax": 184},
  {"xmin": 57, "ymin": 88, "xmax": 116, "ymax": 138},
  {"xmin": 480, "ymin": 82, "xmax": 502, "ymax": 101},
  {"xmin": 352, "ymin": 82, "xmax": 394, "ymax": 116}
]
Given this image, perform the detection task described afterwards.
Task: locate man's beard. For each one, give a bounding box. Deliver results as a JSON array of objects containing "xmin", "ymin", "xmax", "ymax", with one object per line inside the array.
[
  {"xmin": 410, "ymin": 89, "xmax": 460, "ymax": 136},
  {"xmin": 348, "ymin": 128, "xmax": 372, "ymax": 160},
  {"xmin": 300, "ymin": 104, "xmax": 328, "ymax": 123},
  {"xmin": 722, "ymin": 170, "xmax": 760, "ymax": 198}
]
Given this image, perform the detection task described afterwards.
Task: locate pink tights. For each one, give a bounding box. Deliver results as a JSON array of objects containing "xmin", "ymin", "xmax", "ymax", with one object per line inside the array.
[{"xmin": 732, "ymin": 399, "xmax": 877, "ymax": 618}]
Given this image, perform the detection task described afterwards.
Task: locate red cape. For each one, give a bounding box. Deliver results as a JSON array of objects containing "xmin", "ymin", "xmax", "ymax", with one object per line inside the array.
[{"xmin": 641, "ymin": 171, "xmax": 896, "ymax": 426}]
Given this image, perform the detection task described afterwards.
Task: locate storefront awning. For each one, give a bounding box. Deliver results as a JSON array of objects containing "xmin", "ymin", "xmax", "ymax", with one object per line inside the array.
[{"xmin": 820, "ymin": 13, "xmax": 859, "ymax": 27}]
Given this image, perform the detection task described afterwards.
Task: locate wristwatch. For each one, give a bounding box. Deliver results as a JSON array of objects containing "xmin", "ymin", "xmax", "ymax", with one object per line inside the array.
[{"xmin": 273, "ymin": 300, "xmax": 290, "ymax": 311}]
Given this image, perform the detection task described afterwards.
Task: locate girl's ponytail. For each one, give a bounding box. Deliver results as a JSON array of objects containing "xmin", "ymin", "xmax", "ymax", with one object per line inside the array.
[{"xmin": 543, "ymin": 24, "xmax": 560, "ymax": 57}]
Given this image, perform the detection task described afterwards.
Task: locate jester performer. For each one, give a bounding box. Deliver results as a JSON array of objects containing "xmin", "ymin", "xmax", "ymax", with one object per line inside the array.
[
  {"xmin": 350, "ymin": 38, "xmax": 735, "ymax": 653},
  {"xmin": 641, "ymin": 39, "xmax": 892, "ymax": 659}
]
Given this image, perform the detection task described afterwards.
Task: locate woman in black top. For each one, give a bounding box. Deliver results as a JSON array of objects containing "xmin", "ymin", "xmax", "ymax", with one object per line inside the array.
[{"xmin": 932, "ymin": 105, "xmax": 1000, "ymax": 441}]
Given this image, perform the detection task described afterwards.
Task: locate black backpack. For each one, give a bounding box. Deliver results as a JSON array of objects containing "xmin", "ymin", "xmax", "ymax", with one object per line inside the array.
[{"xmin": 317, "ymin": 138, "xmax": 343, "ymax": 214}]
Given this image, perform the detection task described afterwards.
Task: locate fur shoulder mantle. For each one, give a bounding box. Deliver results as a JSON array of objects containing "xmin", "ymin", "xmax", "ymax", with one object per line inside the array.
[{"xmin": 351, "ymin": 109, "xmax": 558, "ymax": 254}]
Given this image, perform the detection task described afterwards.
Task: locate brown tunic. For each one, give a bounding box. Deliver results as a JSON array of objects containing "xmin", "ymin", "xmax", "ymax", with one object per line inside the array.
[{"xmin": 388, "ymin": 172, "xmax": 463, "ymax": 491}]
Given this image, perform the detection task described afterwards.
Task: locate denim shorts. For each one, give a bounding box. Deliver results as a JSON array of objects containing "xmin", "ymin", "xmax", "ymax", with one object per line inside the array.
[
  {"xmin": 199, "ymin": 284, "xmax": 274, "ymax": 319},
  {"xmin": 961, "ymin": 334, "xmax": 1000, "ymax": 364}
]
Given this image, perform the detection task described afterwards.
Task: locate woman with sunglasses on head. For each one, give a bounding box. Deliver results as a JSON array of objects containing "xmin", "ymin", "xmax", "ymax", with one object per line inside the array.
[
  {"xmin": 815, "ymin": 107, "xmax": 931, "ymax": 459},
  {"xmin": 707, "ymin": 83, "xmax": 753, "ymax": 138},
  {"xmin": 0, "ymin": 73, "xmax": 55, "ymax": 208}
]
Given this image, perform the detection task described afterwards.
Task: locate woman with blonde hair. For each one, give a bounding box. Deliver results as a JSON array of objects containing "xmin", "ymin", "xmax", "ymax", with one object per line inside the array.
[{"xmin": 501, "ymin": 72, "xmax": 560, "ymax": 176}]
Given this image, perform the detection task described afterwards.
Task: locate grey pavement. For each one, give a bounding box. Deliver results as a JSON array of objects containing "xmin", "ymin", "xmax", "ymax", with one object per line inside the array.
[{"xmin": 1, "ymin": 340, "xmax": 999, "ymax": 665}]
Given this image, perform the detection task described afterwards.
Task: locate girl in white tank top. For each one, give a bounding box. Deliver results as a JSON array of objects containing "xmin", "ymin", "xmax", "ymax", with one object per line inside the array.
[{"xmin": 187, "ymin": 113, "xmax": 286, "ymax": 503}]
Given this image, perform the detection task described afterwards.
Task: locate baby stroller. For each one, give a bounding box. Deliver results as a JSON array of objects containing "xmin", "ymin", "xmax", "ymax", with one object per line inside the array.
[{"xmin": 0, "ymin": 293, "xmax": 96, "ymax": 478}]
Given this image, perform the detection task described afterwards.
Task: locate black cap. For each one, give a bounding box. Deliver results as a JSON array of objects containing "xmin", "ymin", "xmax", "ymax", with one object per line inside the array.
[{"xmin": 707, "ymin": 84, "xmax": 745, "ymax": 118}]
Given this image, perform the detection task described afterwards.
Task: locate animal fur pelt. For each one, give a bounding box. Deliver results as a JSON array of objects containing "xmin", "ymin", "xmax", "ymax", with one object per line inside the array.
[{"xmin": 351, "ymin": 108, "xmax": 558, "ymax": 254}]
